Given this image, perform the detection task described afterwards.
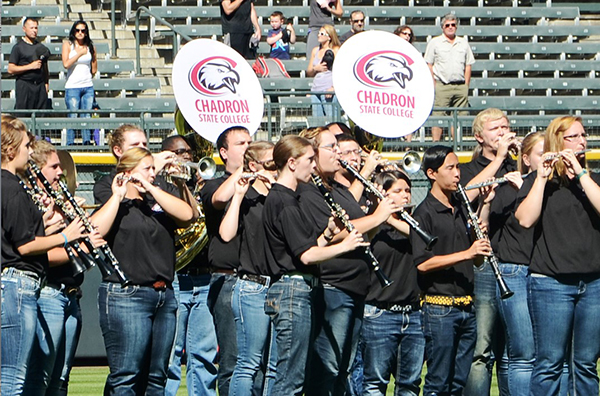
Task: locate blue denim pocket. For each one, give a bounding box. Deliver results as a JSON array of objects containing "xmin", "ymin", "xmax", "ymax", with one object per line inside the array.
[
  {"xmin": 239, "ymin": 278, "xmax": 268, "ymax": 294},
  {"xmin": 107, "ymin": 283, "xmax": 139, "ymax": 297},
  {"xmin": 265, "ymin": 287, "xmax": 282, "ymax": 316},
  {"xmin": 363, "ymin": 304, "xmax": 384, "ymax": 319},
  {"xmin": 425, "ymin": 304, "xmax": 452, "ymax": 318}
]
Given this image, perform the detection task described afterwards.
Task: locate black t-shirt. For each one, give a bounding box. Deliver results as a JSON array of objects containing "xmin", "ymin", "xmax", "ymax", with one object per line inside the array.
[
  {"xmin": 9, "ymin": 39, "xmax": 50, "ymax": 83},
  {"xmin": 516, "ymin": 171, "xmax": 600, "ymax": 276},
  {"xmin": 490, "ymin": 177, "xmax": 534, "ymax": 265},
  {"xmin": 1, "ymin": 170, "xmax": 48, "ymax": 276},
  {"xmin": 47, "ymin": 264, "xmax": 84, "ymax": 288},
  {"xmin": 262, "ymin": 183, "xmax": 318, "ymax": 279},
  {"xmin": 238, "ymin": 186, "xmax": 269, "ymax": 276},
  {"xmin": 298, "ymin": 181, "xmax": 371, "ymax": 296},
  {"xmin": 411, "ymin": 192, "xmax": 474, "ymax": 297},
  {"xmin": 221, "ymin": 0, "xmax": 254, "ymax": 35},
  {"xmin": 368, "ymin": 224, "xmax": 419, "ymax": 304},
  {"xmin": 199, "ymin": 174, "xmax": 240, "ymax": 270}
]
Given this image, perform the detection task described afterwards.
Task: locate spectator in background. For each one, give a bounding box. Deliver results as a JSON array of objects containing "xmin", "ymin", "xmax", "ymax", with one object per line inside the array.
[
  {"xmin": 424, "ymin": 14, "xmax": 475, "ymax": 142},
  {"xmin": 339, "ymin": 10, "xmax": 365, "ymax": 44},
  {"xmin": 220, "ymin": 0, "xmax": 261, "ymax": 59},
  {"xmin": 307, "ymin": 0, "xmax": 343, "ymax": 58},
  {"xmin": 8, "ymin": 18, "xmax": 51, "ymax": 114},
  {"xmin": 307, "ymin": 24, "xmax": 340, "ymax": 119},
  {"xmin": 267, "ymin": 11, "xmax": 296, "ymax": 60},
  {"xmin": 62, "ymin": 20, "xmax": 97, "ymax": 146},
  {"xmin": 395, "ymin": 25, "xmax": 416, "ymax": 145}
]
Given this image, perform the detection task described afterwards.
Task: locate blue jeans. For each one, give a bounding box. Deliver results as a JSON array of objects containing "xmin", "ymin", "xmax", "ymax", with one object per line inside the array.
[
  {"xmin": 306, "ymin": 285, "xmax": 365, "ymax": 396},
  {"xmin": 528, "ymin": 273, "xmax": 600, "ymax": 396},
  {"xmin": 464, "ymin": 261, "xmax": 507, "ymax": 396},
  {"xmin": 65, "ymin": 86, "xmax": 94, "ymax": 145},
  {"xmin": 207, "ymin": 272, "xmax": 238, "ymax": 396},
  {"xmin": 359, "ymin": 305, "xmax": 425, "ymax": 396},
  {"xmin": 24, "ymin": 285, "xmax": 82, "ymax": 395},
  {"xmin": 265, "ymin": 275, "xmax": 317, "ymax": 395},
  {"xmin": 1, "ymin": 268, "xmax": 41, "ymax": 395},
  {"xmin": 230, "ymin": 277, "xmax": 277, "ymax": 396},
  {"xmin": 166, "ymin": 274, "xmax": 217, "ymax": 396},
  {"xmin": 311, "ymin": 93, "xmax": 338, "ymax": 118},
  {"xmin": 495, "ymin": 263, "xmax": 535, "ymax": 396},
  {"xmin": 98, "ymin": 281, "xmax": 177, "ymax": 395},
  {"xmin": 422, "ymin": 303, "xmax": 477, "ymax": 396}
]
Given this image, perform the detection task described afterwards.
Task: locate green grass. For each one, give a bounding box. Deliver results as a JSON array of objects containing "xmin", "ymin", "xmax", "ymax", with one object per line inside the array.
[{"xmin": 68, "ymin": 366, "xmax": 502, "ymax": 395}]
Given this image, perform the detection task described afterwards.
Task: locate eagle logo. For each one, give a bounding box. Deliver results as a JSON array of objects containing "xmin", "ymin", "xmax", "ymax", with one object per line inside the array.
[
  {"xmin": 189, "ymin": 57, "xmax": 241, "ymax": 96},
  {"xmin": 354, "ymin": 51, "xmax": 414, "ymax": 89}
]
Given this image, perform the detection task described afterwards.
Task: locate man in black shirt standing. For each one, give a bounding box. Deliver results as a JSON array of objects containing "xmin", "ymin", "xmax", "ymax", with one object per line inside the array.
[
  {"xmin": 460, "ymin": 108, "xmax": 518, "ymax": 396},
  {"xmin": 200, "ymin": 126, "xmax": 251, "ymax": 396},
  {"xmin": 8, "ymin": 18, "xmax": 51, "ymax": 113},
  {"xmin": 412, "ymin": 145, "xmax": 490, "ymax": 396},
  {"xmin": 220, "ymin": 0, "xmax": 261, "ymax": 59}
]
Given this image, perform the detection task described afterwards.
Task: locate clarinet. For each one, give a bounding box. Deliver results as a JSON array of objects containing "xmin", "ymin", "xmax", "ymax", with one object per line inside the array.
[
  {"xmin": 311, "ymin": 175, "xmax": 393, "ymax": 289},
  {"xmin": 456, "ymin": 184, "xmax": 514, "ymax": 299},
  {"xmin": 28, "ymin": 161, "xmax": 131, "ymax": 286},
  {"xmin": 21, "ymin": 170, "xmax": 95, "ymax": 275},
  {"xmin": 339, "ymin": 159, "xmax": 438, "ymax": 250}
]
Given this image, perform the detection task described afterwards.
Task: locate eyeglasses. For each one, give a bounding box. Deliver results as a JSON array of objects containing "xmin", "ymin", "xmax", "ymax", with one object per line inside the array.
[
  {"xmin": 171, "ymin": 148, "xmax": 193, "ymax": 156},
  {"xmin": 75, "ymin": 29, "xmax": 87, "ymax": 33},
  {"xmin": 400, "ymin": 31, "xmax": 412, "ymax": 37},
  {"xmin": 444, "ymin": 23, "xmax": 457, "ymax": 28},
  {"xmin": 563, "ymin": 133, "xmax": 588, "ymax": 142},
  {"xmin": 340, "ymin": 148, "xmax": 362, "ymax": 156},
  {"xmin": 352, "ymin": 19, "xmax": 364, "ymax": 23},
  {"xmin": 318, "ymin": 31, "xmax": 329, "ymax": 37},
  {"xmin": 319, "ymin": 143, "xmax": 338, "ymax": 152}
]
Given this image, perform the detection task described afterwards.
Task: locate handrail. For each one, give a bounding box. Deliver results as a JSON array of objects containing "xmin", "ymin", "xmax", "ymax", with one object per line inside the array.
[{"xmin": 134, "ymin": 6, "xmax": 193, "ymax": 76}]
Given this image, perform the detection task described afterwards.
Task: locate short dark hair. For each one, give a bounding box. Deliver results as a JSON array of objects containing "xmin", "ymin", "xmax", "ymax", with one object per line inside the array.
[
  {"xmin": 325, "ymin": 122, "xmax": 352, "ymax": 135},
  {"xmin": 161, "ymin": 135, "xmax": 187, "ymax": 151},
  {"xmin": 374, "ymin": 169, "xmax": 412, "ymax": 191},
  {"xmin": 270, "ymin": 11, "xmax": 285, "ymax": 20},
  {"xmin": 350, "ymin": 10, "xmax": 364, "ymax": 20},
  {"xmin": 335, "ymin": 133, "xmax": 358, "ymax": 145},
  {"xmin": 23, "ymin": 17, "xmax": 39, "ymax": 26},
  {"xmin": 216, "ymin": 126, "xmax": 250, "ymax": 163},
  {"xmin": 422, "ymin": 145, "xmax": 454, "ymax": 183}
]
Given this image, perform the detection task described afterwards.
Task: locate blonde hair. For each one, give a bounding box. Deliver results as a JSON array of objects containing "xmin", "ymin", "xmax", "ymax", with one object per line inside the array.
[
  {"xmin": 1, "ymin": 115, "xmax": 28, "ymax": 163},
  {"xmin": 116, "ymin": 147, "xmax": 153, "ymax": 173},
  {"xmin": 30, "ymin": 139, "xmax": 57, "ymax": 168},
  {"xmin": 108, "ymin": 124, "xmax": 143, "ymax": 158},
  {"xmin": 471, "ymin": 108, "xmax": 509, "ymax": 160},
  {"xmin": 320, "ymin": 24, "xmax": 341, "ymax": 48},
  {"xmin": 244, "ymin": 141, "xmax": 274, "ymax": 172},
  {"xmin": 545, "ymin": 116, "xmax": 585, "ymax": 182},
  {"xmin": 518, "ymin": 131, "xmax": 544, "ymax": 174}
]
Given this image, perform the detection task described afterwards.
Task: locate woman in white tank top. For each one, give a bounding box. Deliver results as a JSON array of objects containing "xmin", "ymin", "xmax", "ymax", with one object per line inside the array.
[{"xmin": 62, "ymin": 20, "xmax": 97, "ymax": 146}]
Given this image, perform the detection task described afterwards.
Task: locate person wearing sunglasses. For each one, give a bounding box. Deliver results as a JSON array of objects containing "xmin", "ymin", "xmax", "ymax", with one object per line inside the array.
[
  {"xmin": 394, "ymin": 25, "xmax": 415, "ymax": 45},
  {"xmin": 62, "ymin": 20, "xmax": 97, "ymax": 146},
  {"xmin": 339, "ymin": 10, "xmax": 365, "ymax": 44},
  {"xmin": 424, "ymin": 13, "xmax": 475, "ymax": 142}
]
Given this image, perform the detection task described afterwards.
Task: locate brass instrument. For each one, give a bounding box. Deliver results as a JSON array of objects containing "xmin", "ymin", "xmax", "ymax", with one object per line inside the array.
[{"xmin": 376, "ymin": 151, "xmax": 422, "ymax": 175}]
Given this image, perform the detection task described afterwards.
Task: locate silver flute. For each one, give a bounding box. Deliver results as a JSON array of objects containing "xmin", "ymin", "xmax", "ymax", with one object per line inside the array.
[
  {"xmin": 464, "ymin": 174, "xmax": 528, "ymax": 191},
  {"xmin": 543, "ymin": 149, "xmax": 590, "ymax": 161}
]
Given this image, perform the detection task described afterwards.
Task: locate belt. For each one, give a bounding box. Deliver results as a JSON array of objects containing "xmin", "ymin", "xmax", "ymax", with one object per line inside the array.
[
  {"xmin": 2, "ymin": 267, "xmax": 42, "ymax": 283},
  {"xmin": 179, "ymin": 266, "xmax": 211, "ymax": 276},
  {"xmin": 371, "ymin": 301, "xmax": 421, "ymax": 313},
  {"xmin": 284, "ymin": 272, "xmax": 319, "ymax": 288},
  {"xmin": 47, "ymin": 283, "xmax": 80, "ymax": 296},
  {"xmin": 443, "ymin": 80, "xmax": 466, "ymax": 85},
  {"xmin": 423, "ymin": 294, "xmax": 473, "ymax": 307},
  {"xmin": 241, "ymin": 273, "xmax": 270, "ymax": 286},
  {"xmin": 210, "ymin": 267, "xmax": 236, "ymax": 275},
  {"xmin": 152, "ymin": 280, "xmax": 168, "ymax": 291}
]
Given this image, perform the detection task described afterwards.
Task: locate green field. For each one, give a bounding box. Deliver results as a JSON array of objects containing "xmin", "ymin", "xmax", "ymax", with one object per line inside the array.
[{"xmin": 68, "ymin": 366, "xmax": 503, "ymax": 395}]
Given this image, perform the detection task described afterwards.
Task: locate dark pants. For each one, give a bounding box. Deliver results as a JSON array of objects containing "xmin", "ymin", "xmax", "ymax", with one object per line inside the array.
[
  {"xmin": 227, "ymin": 32, "xmax": 254, "ymax": 59},
  {"xmin": 15, "ymin": 78, "xmax": 48, "ymax": 111}
]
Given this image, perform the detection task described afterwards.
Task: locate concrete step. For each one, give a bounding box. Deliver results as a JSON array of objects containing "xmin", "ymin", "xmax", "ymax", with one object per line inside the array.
[
  {"xmin": 68, "ymin": 3, "xmax": 92, "ymax": 12},
  {"xmin": 116, "ymin": 39, "xmax": 138, "ymax": 49},
  {"xmin": 117, "ymin": 48, "xmax": 159, "ymax": 58},
  {"xmin": 141, "ymin": 67, "xmax": 173, "ymax": 76},
  {"xmin": 92, "ymin": 20, "xmax": 118, "ymax": 30},
  {"xmin": 72, "ymin": 11, "xmax": 110, "ymax": 20}
]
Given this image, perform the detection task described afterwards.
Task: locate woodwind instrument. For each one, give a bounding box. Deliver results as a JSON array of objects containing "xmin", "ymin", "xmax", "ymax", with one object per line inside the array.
[
  {"xmin": 464, "ymin": 174, "xmax": 528, "ymax": 191},
  {"xmin": 456, "ymin": 184, "xmax": 514, "ymax": 299},
  {"xmin": 339, "ymin": 159, "xmax": 438, "ymax": 250},
  {"xmin": 312, "ymin": 175, "xmax": 393, "ymax": 289}
]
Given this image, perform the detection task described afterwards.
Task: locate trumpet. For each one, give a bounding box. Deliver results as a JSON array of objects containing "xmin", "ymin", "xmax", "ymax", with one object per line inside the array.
[
  {"xmin": 164, "ymin": 157, "xmax": 217, "ymax": 182},
  {"xmin": 339, "ymin": 159, "xmax": 438, "ymax": 250},
  {"xmin": 363, "ymin": 151, "xmax": 423, "ymax": 175}
]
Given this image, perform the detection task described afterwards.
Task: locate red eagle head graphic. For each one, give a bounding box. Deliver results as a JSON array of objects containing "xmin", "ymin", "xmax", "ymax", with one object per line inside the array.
[
  {"xmin": 354, "ymin": 51, "xmax": 414, "ymax": 89},
  {"xmin": 189, "ymin": 57, "xmax": 241, "ymax": 96}
]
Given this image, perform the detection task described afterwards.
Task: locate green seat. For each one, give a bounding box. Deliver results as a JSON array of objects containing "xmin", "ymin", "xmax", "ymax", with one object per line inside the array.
[{"xmin": 1, "ymin": 6, "xmax": 61, "ymax": 18}]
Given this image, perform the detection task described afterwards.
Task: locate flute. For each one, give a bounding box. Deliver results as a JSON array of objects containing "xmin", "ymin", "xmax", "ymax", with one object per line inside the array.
[
  {"xmin": 456, "ymin": 184, "xmax": 514, "ymax": 299},
  {"xmin": 312, "ymin": 175, "xmax": 393, "ymax": 289},
  {"xmin": 339, "ymin": 159, "xmax": 438, "ymax": 250},
  {"xmin": 464, "ymin": 174, "xmax": 528, "ymax": 191},
  {"xmin": 543, "ymin": 149, "xmax": 590, "ymax": 162}
]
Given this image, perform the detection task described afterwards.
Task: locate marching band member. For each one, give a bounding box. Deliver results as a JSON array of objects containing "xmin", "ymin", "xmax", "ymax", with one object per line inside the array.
[
  {"xmin": 515, "ymin": 116, "xmax": 600, "ymax": 396},
  {"xmin": 1, "ymin": 116, "xmax": 86, "ymax": 395},
  {"xmin": 220, "ymin": 141, "xmax": 277, "ymax": 395},
  {"xmin": 91, "ymin": 147, "xmax": 193, "ymax": 394},
  {"xmin": 298, "ymin": 127, "xmax": 397, "ymax": 396},
  {"xmin": 162, "ymin": 135, "xmax": 218, "ymax": 396},
  {"xmin": 359, "ymin": 170, "xmax": 425, "ymax": 395},
  {"xmin": 412, "ymin": 145, "xmax": 490, "ymax": 396},
  {"xmin": 200, "ymin": 126, "xmax": 251, "ymax": 396},
  {"xmin": 263, "ymin": 135, "xmax": 366, "ymax": 396}
]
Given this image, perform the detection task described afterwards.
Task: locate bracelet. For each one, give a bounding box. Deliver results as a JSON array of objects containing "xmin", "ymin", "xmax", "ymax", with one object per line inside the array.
[
  {"xmin": 576, "ymin": 169, "xmax": 588, "ymax": 181},
  {"xmin": 60, "ymin": 232, "xmax": 68, "ymax": 247}
]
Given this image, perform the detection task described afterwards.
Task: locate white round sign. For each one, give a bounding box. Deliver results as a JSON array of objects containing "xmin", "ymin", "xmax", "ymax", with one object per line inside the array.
[
  {"xmin": 172, "ymin": 39, "xmax": 264, "ymax": 143},
  {"xmin": 332, "ymin": 30, "xmax": 434, "ymax": 138}
]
